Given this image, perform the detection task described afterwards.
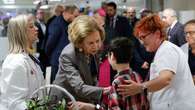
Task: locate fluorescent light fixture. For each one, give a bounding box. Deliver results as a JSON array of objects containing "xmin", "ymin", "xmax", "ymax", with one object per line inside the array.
[
  {"xmin": 49, "ymin": 0, "xmax": 61, "ymax": 1},
  {"xmin": 33, "ymin": 0, "xmax": 41, "ymax": 5},
  {"xmin": 0, "ymin": 5, "xmax": 17, "ymax": 9},
  {"xmin": 40, "ymin": 5, "xmax": 50, "ymax": 9},
  {"xmin": 40, "ymin": 0, "xmax": 49, "ymax": 9},
  {"xmin": 0, "ymin": 5, "xmax": 35, "ymax": 9},
  {"xmin": 123, "ymin": 5, "xmax": 126, "ymax": 9},
  {"xmin": 6, "ymin": 12, "xmax": 11, "ymax": 16},
  {"xmin": 2, "ymin": 0, "xmax": 15, "ymax": 4}
]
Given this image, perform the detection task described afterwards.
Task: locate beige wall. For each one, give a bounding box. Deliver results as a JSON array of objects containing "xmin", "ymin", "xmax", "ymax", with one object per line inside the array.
[
  {"xmin": 164, "ymin": 0, "xmax": 195, "ymax": 10},
  {"xmin": 149, "ymin": 0, "xmax": 195, "ymax": 11}
]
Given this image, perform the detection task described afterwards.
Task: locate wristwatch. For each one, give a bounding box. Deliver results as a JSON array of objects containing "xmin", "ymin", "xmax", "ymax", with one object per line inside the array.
[
  {"xmin": 95, "ymin": 104, "xmax": 101, "ymax": 110},
  {"xmin": 141, "ymin": 83, "xmax": 147, "ymax": 92}
]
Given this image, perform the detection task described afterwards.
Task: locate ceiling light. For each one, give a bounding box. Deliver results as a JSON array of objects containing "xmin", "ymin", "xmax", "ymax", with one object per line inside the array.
[
  {"xmin": 40, "ymin": 0, "xmax": 50, "ymax": 9},
  {"xmin": 49, "ymin": 0, "xmax": 61, "ymax": 1},
  {"xmin": 2, "ymin": 0, "xmax": 15, "ymax": 4},
  {"xmin": 33, "ymin": 0, "xmax": 41, "ymax": 5},
  {"xmin": 40, "ymin": 5, "xmax": 50, "ymax": 9}
]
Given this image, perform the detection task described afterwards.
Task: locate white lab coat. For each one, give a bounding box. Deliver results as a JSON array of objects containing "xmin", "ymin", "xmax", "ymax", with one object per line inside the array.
[
  {"xmin": 149, "ymin": 41, "xmax": 195, "ymax": 110},
  {"xmin": 181, "ymin": 43, "xmax": 189, "ymax": 59},
  {"xmin": 0, "ymin": 53, "xmax": 44, "ymax": 110}
]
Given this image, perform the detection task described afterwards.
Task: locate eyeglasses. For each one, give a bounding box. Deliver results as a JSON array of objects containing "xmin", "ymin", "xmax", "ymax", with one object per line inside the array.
[
  {"xmin": 184, "ymin": 31, "xmax": 195, "ymax": 36},
  {"xmin": 139, "ymin": 32, "xmax": 152, "ymax": 40}
]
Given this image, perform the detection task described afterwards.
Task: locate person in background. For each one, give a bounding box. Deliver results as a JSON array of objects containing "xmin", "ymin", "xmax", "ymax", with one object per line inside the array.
[
  {"xmin": 181, "ymin": 19, "xmax": 195, "ymax": 84},
  {"xmin": 1, "ymin": 17, "xmax": 10, "ymax": 37},
  {"xmin": 45, "ymin": 4, "xmax": 65, "ymax": 54},
  {"xmin": 50, "ymin": 15, "xmax": 105, "ymax": 105},
  {"xmin": 47, "ymin": 4, "xmax": 65, "ymax": 25},
  {"xmin": 35, "ymin": 8, "xmax": 47, "ymax": 75},
  {"xmin": 97, "ymin": 1, "xmax": 107, "ymax": 17},
  {"xmin": 45, "ymin": 4, "xmax": 65, "ymax": 42},
  {"xmin": 117, "ymin": 14, "xmax": 195, "ymax": 110},
  {"xmin": 126, "ymin": 6, "xmax": 139, "ymax": 28},
  {"xmin": 100, "ymin": 1, "xmax": 133, "ymax": 87},
  {"xmin": 0, "ymin": 14, "xmax": 44, "ymax": 110},
  {"xmin": 139, "ymin": 8, "xmax": 153, "ymax": 19},
  {"xmin": 93, "ymin": 10, "xmax": 112, "ymax": 89},
  {"xmin": 122, "ymin": 10, "xmax": 127, "ymax": 17},
  {"xmin": 45, "ymin": 5, "xmax": 79, "ymax": 83},
  {"xmin": 130, "ymin": 9, "xmax": 154, "ymax": 81},
  {"xmin": 104, "ymin": 2, "xmax": 133, "ymax": 46},
  {"xmin": 93, "ymin": 10, "xmax": 105, "ymax": 29},
  {"xmin": 162, "ymin": 8, "xmax": 186, "ymax": 47}
]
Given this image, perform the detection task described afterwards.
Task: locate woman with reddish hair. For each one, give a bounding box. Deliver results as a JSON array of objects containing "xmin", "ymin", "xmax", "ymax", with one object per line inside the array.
[{"xmin": 117, "ymin": 14, "xmax": 195, "ymax": 110}]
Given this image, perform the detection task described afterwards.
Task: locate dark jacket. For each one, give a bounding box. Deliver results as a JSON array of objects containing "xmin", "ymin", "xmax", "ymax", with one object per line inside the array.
[
  {"xmin": 34, "ymin": 20, "xmax": 49, "ymax": 73},
  {"xmin": 45, "ymin": 15, "xmax": 69, "ymax": 66},
  {"xmin": 131, "ymin": 38, "xmax": 154, "ymax": 80},
  {"xmin": 104, "ymin": 15, "xmax": 133, "ymax": 46},
  {"xmin": 35, "ymin": 20, "xmax": 46, "ymax": 53},
  {"xmin": 169, "ymin": 21, "xmax": 186, "ymax": 47}
]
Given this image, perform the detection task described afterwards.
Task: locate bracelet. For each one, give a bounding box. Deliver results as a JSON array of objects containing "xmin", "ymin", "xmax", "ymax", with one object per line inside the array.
[{"xmin": 95, "ymin": 104, "xmax": 101, "ymax": 110}]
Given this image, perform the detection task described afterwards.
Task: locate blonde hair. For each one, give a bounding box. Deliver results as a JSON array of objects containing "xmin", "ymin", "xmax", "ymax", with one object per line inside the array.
[
  {"xmin": 68, "ymin": 15, "xmax": 105, "ymax": 48},
  {"xmin": 7, "ymin": 14, "xmax": 30, "ymax": 53},
  {"xmin": 52, "ymin": 4, "xmax": 64, "ymax": 16},
  {"xmin": 64, "ymin": 5, "xmax": 78, "ymax": 13}
]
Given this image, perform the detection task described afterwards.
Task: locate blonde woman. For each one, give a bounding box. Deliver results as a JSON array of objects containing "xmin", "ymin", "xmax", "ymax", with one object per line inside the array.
[
  {"xmin": 0, "ymin": 14, "xmax": 44, "ymax": 110},
  {"xmin": 51, "ymin": 15, "xmax": 105, "ymax": 105}
]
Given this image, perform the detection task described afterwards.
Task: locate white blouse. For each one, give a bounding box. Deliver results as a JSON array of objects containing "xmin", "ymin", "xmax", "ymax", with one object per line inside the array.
[{"xmin": 0, "ymin": 53, "xmax": 44, "ymax": 110}]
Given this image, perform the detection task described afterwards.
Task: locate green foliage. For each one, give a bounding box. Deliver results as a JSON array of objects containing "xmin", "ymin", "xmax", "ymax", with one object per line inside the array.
[{"xmin": 26, "ymin": 96, "xmax": 66, "ymax": 110}]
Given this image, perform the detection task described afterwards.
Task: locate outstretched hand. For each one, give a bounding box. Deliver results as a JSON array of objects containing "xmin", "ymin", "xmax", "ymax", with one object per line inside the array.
[{"xmin": 117, "ymin": 80, "xmax": 142, "ymax": 97}]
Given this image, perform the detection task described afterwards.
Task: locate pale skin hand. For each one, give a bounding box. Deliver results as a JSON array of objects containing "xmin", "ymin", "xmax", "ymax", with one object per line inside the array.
[
  {"xmin": 117, "ymin": 70, "xmax": 174, "ymax": 97},
  {"xmin": 68, "ymin": 101, "xmax": 95, "ymax": 110},
  {"xmin": 193, "ymin": 75, "xmax": 195, "ymax": 85}
]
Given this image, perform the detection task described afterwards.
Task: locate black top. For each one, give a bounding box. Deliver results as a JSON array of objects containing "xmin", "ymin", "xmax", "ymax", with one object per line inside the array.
[{"xmin": 188, "ymin": 49, "xmax": 195, "ymax": 75}]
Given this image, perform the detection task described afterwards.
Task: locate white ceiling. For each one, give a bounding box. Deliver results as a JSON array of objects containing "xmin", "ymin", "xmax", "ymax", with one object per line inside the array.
[
  {"xmin": 0, "ymin": 0, "xmax": 145, "ymax": 9},
  {"xmin": 0, "ymin": 0, "xmax": 102, "ymax": 9},
  {"xmin": 0, "ymin": 0, "xmax": 33, "ymax": 5},
  {"xmin": 0, "ymin": 0, "xmax": 146, "ymax": 17}
]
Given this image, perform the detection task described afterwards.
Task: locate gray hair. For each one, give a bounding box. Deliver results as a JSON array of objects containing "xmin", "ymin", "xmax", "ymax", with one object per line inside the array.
[
  {"xmin": 163, "ymin": 8, "xmax": 177, "ymax": 17},
  {"xmin": 127, "ymin": 7, "xmax": 136, "ymax": 13}
]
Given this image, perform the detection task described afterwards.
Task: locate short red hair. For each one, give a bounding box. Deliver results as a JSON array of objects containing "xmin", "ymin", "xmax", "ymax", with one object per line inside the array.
[{"xmin": 134, "ymin": 14, "xmax": 167, "ymax": 39}]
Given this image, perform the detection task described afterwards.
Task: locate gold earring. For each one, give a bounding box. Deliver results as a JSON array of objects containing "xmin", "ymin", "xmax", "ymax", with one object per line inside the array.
[{"xmin": 79, "ymin": 48, "xmax": 83, "ymax": 52}]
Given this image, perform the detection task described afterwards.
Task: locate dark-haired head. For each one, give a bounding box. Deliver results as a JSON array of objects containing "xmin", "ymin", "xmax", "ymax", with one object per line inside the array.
[
  {"xmin": 184, "ymin": 19, "xmax": 195, "ymax": 27},
  {"xmin": 108, "ymin": 37, "xmax": 133, "ymax": 64},
  {"xmin": 106, "ymin": 2, "xmax": 117, "ymax": 10}
]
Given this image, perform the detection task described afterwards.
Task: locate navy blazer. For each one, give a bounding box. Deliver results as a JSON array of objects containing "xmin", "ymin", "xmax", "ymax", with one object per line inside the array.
[
  {"xmin": 45, "ymin": 15, "xmax": 69, "ymax": 66},
  {"xmin": 104, "ymin": 15, "xmax": 133, "ymax": 45},
  {"xmin": 131, "ymin": 38, "xmax": 154, "ymax": 80},
  {"xmin": 51, "ymin": 43, "xmax": 103, "ymax": 103},
  {"xmin": 169, "ymin": 21, "xmax": 186, "ymax": 47}
]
